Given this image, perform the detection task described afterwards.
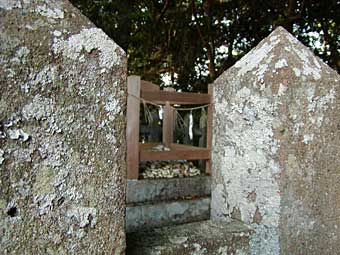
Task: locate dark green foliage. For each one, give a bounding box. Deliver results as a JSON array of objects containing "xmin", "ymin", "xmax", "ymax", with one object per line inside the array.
[{"xmin": 70, "ymin": 0, "xmax": 340, "ymax": 92}]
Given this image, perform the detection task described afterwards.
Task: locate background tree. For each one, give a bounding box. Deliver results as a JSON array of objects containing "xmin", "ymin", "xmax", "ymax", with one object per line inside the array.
[{"xmin": 70, "ymin": 0, "xmax": 340, "ymax": 92}]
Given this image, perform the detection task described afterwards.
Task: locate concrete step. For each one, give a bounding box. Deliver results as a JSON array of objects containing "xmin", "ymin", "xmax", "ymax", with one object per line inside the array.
[
  {"xmin": 126, "ymin": 175, "xmax": 211, "ymax": 204},
  {"xmin": 126, "ymin": 220, "xmax": 254, "ymax": 255},
  {"xmin": 126, "ymin": 197, "xmax": 210, "ymax": 233}
]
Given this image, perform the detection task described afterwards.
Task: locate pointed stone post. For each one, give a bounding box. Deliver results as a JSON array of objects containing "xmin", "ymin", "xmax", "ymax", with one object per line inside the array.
[
  {"xmin": 0, "ymin": 1, "xmax": 127, "ymax": 254},
  {"xmin": 211, "ymin": 27, "xmax": 340, "ymax": 254}
]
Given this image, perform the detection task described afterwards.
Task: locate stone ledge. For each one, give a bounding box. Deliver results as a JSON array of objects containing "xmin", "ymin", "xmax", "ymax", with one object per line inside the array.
[
  {"xmin": 126, "ymin": 197, "xmax": 211, "ymax": 233},
  {"xmin": 127, "ymin": 176, "xmax": 211, "ymax": 204},
  {"xmin": 126, "ymin": 220, "xmax": 254, "ymax": 255}
]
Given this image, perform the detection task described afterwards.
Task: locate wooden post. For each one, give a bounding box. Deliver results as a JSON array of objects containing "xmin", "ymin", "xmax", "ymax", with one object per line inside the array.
[
  {"xmin": 206, "ymin": 84, "xmax": 213, "ymax": 174},
  {"xmin": 163, "ymin": 87, "xmax": 175, "ymax": 148},
  {"xmin": 127, "ymin": 76, "xmax": 141, "ymax": 179}
]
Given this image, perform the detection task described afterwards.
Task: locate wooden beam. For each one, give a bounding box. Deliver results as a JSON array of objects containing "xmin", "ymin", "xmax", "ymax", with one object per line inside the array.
[
  {"xmin": 140, "ymin": 143, "xmax": 211, "ymax": 161},
  {"xmin": 127, "ymin": 76, "xmax": 141, "ymax": 179},
  {"xmin": 170, "ymin": 143, "xmax": 208, "ymax": 151},
  {"xmin": 141, "ymin": 80, "xmax": 160, "ymax": 92},
  {"xmin": 139, "ymin": 143, "xmax": 160, "ymax": 151},
  {"xmin": 205, "ymin": 84, "xmax": 213, "ymax": 174},
  {"xmin": 139, "ymin": 143, "xmax": 210, "ymax": 151},
  {"xmin": 141, "ymin": 90, "xmax": 211, "ymax": 105}
]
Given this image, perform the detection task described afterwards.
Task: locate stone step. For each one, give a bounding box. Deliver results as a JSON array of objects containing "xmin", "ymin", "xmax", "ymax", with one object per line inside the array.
[
  {"xmin": 126, "ymin": 197, "xmax": 210, "ymax": 233},
  {"xmin": 127, "ymin": 176, "xmax": 211, "ymax": 204},
  {"xmin": 126, "ymin": 220, "xmax": 254, "ymax": 255}
]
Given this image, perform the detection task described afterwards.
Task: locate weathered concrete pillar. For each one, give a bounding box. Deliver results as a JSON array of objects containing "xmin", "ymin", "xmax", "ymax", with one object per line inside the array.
[
  {"xmin": 0, "ymin": 1, "xmax": 126, "ymax": 254},
  {"xmin": 211, "ymin": 26, "xmax": 340, "ymax": 254}
]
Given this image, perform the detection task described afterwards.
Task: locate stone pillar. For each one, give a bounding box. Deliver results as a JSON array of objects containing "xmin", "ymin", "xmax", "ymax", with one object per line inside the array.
[
  {"xmin": 211, "ymin": 26, "xmax": 340, "ymax": 254},
  {"xmin": 0, "ymin": 1, "xmax": 126, "ymax": 254}
]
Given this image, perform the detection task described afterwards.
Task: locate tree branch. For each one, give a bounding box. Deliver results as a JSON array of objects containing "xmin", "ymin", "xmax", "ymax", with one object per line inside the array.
[
  {"xmin": 156, "ymin": 0, "xmax": 171, "ymax": 23},
  {"xmin": 191, "ymin": 0, "xmax": 215, "ymax": 79}
]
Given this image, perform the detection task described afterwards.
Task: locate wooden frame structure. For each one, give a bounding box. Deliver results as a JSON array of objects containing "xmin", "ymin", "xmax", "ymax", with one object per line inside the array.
[{"xmin": 127, "ymin": 75, "xmax": 213, "ymax": 179}]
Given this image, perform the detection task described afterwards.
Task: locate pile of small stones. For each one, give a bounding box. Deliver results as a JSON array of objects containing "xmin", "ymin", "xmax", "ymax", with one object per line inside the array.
[{"xmin": 139, "ymin": 161, "xmax": 201, "ymax": 179}]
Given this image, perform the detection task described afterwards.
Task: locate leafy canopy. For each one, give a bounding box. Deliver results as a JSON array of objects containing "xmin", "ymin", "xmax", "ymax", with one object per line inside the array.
[{"xmin": 71, "ymin": 0, "xmax": 340, "ymax": 92}]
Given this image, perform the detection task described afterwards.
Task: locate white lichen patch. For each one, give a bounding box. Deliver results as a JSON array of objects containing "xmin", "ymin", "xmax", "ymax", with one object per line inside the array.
[
  {"xmin": 285, "ymin": 40, "xmax": 322, "ymax": 80},
  {"xmin": 64, "ymin": 186, "xmax": 83, "ymax": 202},
  {"xmin": 7, "ymin": 129, "xmax": 20, "ymax": 140},
  {"xmin": 293, "ymin": 121, "xmax": 304, "ymax": 135},
  {"xmin": 38, "ymin": 138, "xmax": 68, "ymax": 168},
  {"xmin": 22, "ymin": 65, "xmax": 57, "ymax": 93},
  {"xmin": 234, "ymin": 37, "xmax": 279, "ymax": 77},
  {"xmin": 217, "ymin": 246, "xmax": 228, "ymax": 255},
  {"xmin": 236, "ymin": 248, "xmax": 248, "ymax": 255},
  {"xmin": 274, "ymin": 59, "xmax": 288, "ymax": 69},
  {"xmin": 0, "ymin": 0, "xmax": 22, "ymax": 10},
  {"xmin": 250, "ymin": 225, "xmax": 279, "ymax": 255},
  {"xmin": 293, "ymin": 67, "xmax": 301, "ymax": 77},
  {"xmin": 7, "ymin": 129, "xmax": 30, "ymax": 141},
  {"xmin": 67, "ymin": 206, "xmax": 97, "ymax": 228},
  {"xmin": 303, "ymin": 134, "xmax": 314, "ymax": 144},
  {"xmin": 213, "ymin": 86, "xmax": 281, "ymax": 254},
  {"xmin": 306, "ymin": 88, "xmax": 336, "ymax": 128},
  {"xmin": 105, "ymin": 94, "xmax": 121, "ymax": 121},
  {"xmin": 22, "ymin": 95, "xmax": 54, "ymax": 121},
  {"xmin": 280, "ymin": 29, "xmax": 325, "ymax": 80},
  {"xmin": 0, "ymin": 149, "xmax": 4, "ymax": 165},
  {"xmin": 277, "ymin": 83, "xmax": 288, "ymax": 97},
  {"xmin": 192, "ymin": 243, "xmax": 207, "ymax": 255},
  {"xmin": 106, "ymin": 133, "xmax": 117, "ymax": 145},
  {"xmin": 169, "ymin": 236, "xmax": 188, "ymax": 245},
  {"xmin": 11, "ymin": 47, "xmax": 30, "ymax": 64},
  {"xmin": 52, "ymin": 30, "xmax": 62, "ymax": 37},
  {"xmin": 34, "ymin": 193, "xmax": 57, "ymax": 216},
  {"xmin": 254, "ymin": 63, "xmax": 269, "ymax": 83},
  {"xmin": 211, "ymin": 184, "xmax": 229, "ymax": 219},
  {"xmin": 21, "ymin": 130, "xmax": 30, "ymax": 141},
  {"xmin": 270, "ymin": 35, "xmax": 278, "ymax": 42},
  {"xmin": 6, "ymin": 68, "xmax": 16, "ymax": 78},
  {"xmin": 310, "ymin": 88, "xmax": 336, "ymax": 112},
  {"xmin": 52, "ymin": 28, "xmax": 122, "ymax": 70},
  {"xmin": 36, "ymin": 5, "xmax": 64, "ymax": 19}
]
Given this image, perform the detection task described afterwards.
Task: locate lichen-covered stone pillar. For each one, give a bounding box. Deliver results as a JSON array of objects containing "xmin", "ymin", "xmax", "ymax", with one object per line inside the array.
[
  {"xmin": 211, "ymin": 26, "xmax": 340, "ymax": 254},
  {"xmin": 0, "ymin": 1, "xmax": 126, "ymax": 254}
]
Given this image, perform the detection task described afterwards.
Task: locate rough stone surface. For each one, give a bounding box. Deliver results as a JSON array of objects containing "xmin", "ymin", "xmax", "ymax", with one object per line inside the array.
[
  {"xmin": 127, "ymin": 176, "xmax": 211, "ymax": 204},
  {"xmin": 211, "ymin": 26, "xmax": 340, "ymax": 254},
  {"xmin": 127, "ymin": 220, "xmax": 253, "ymax": 255},
  {"xmin": 0, "ymin": 1, "xmax": 126, "ymax": 254},
  {"xmin": 126, "ymin": 197, "xmax": 210, "ymax": 233}
]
